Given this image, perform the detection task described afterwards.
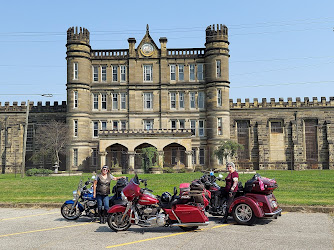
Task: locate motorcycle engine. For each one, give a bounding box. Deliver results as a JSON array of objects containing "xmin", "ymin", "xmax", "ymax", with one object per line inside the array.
[
  {"xmin": 87, "ymin": 200, "xmax": 97, "ymax": 207},
  {"xmin": 137, "ymin": 205, "xmax": 166, "ymax": 227}
]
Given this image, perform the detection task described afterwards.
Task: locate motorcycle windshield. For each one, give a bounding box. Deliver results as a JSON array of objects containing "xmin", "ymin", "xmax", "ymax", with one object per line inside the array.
[{"xmin": 122, "ymin": 178, "xmax": 141, "ymax": 200}]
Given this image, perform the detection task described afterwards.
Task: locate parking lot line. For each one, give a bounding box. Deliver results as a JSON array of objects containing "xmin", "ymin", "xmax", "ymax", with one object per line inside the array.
[
  {"xmin": 105, "ymin": 224, "xmax": 232, "ymax": 248},
  {"xmin": 0, "ymin": 222, "xmax": 93, "ymax": 238},
  {"xmin": 0, "ymin": 212, "xmax": 59, "ymax": 221}
]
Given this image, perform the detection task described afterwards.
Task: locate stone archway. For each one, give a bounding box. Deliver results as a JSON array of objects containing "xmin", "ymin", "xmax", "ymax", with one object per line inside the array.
[
  {"xmin": 105, "ymin": 143, "xmax": 129, "ymax": 173},
  {"xmin": 134, "ymin": 143, "xmax": 157, "ymax": 172},
  {"xmin": 163, "ymin": 143, "xmax": 187, "ymax": 169}
]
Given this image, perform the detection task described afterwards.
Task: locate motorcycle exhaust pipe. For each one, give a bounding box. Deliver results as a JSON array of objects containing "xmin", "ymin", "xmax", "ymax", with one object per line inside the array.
[{"xmin": 170, "ymin": 222, "xmax": 209, "ymax": 227}]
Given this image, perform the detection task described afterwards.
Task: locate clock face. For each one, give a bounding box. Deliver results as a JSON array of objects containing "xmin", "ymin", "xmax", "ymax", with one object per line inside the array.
[{"xmin": 141, "ymin": 43, "xmax": 154, "ymax": 56}]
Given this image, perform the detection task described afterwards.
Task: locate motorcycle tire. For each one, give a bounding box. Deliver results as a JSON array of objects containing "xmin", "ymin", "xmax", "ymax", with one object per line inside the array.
[
  {"xmin": 179, "ymin": 226, "xmax": 199, "ymax": 231},
  {"xmin": 107, "ymin": 212, "xmax": 131, "ymax": 232},
  {"xmin": 61, "ymin": 203, "xmax": 81, "ymax": 220},
  {"xmin": 232, "ymin": 203, "xmax": 256, "ymax": 225}
]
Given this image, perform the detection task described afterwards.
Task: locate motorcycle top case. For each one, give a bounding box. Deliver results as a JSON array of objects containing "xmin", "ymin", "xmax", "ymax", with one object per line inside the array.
[{"xmin": 244, "ymin": 174, "xmax": 278, "ymax": 194}]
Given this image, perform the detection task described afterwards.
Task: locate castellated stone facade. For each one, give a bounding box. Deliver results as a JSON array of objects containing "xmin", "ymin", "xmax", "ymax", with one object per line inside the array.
[{"xmin": 1, "ymin": 25, "xmax": 333, "ymax": 173}]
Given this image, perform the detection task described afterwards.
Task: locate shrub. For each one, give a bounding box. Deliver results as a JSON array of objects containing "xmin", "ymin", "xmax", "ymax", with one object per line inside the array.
[
  {"xmin": 26, "ymin": 168, "xmax": 53, "ymax": 176},
  {"xmin": 162, "ymin": 167, "xmax": 174, "ymax": 173}
]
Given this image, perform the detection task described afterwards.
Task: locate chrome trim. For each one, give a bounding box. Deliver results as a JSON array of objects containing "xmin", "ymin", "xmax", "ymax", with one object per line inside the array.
[
  {"xmin": 170, "ymin": 221, "xmax": 209, "ymax": 227},
  {"xmin": 171, "ymin": 209, "xmax": 182, "ymax": 224},
  {"xmin": 265, "ymin": 208, "xmax": 282, "ymax": 216}
]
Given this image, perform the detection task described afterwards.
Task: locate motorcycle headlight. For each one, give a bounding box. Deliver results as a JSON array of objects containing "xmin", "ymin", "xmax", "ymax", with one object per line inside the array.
[
  {"xmin": 121, "ymin": 191, "xmax": 127, "ymax": 201},
  {"xmin": 73, "ymin": 190, "xmax": 79, "ymax": 200}
]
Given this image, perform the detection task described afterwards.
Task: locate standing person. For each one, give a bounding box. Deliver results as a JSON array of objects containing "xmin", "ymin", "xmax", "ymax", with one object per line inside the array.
[
  {"xmin": 221, "ymin": 162, "xmax": 239, "ymax": 223},
  {"xmin": 93, "ymin": 165, "xmax": 125, "ymax": 223}
]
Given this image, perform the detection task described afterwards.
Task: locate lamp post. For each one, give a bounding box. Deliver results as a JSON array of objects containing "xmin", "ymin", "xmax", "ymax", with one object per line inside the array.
[{"xmin": 21, "ymin": 100, "xmax": 30, "ymax": 178}]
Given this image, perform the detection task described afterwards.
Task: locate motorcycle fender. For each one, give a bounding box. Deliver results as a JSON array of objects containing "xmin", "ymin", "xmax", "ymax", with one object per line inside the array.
[
  {"xmin": 107, "ymin": 204, "xmax": 126, "ymax": 214},
  {"xmin": 229, "ymin": 197, "xmax": 264, "ymax": 218},
  {"xmin": 63, "ymin": 200, "xmax": 84, "ymax": 212}
]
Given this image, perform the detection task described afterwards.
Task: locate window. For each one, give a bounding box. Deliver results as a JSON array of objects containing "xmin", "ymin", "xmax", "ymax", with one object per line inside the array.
[
  {"xmin": 121, "ymin": 93, "xmax": 126, "ymax": 110},
  {"xmin": 143, "ymin": 65, "xmax": 152, "ymax": 82},
  {"xmin": 101, "ymin": 93, "xmax": 107, "ymax": 110},
  {"xmin": 217, "ymin": 117, "xmax": 222, "ymax": 135},
  {"xmin": 144, "ymin": 120, "xmax": 153, "ymax": 130},
  {"xmin": 121, "ymin": 121, "xmax": 126, "ymax": 130},
  {"xmin": 190, "ymin": 120, "xmax": 196, "ymax": 136},
  {"xmin": 178, "ymin": 64, "xmax": 184, "ymax": 81},
  {"xmin": 199, "ymin": 148, "xmax": 205, "ymax": 165},
  {"xmin": 93, "ymin": 66, "xmax": 98, "ymax": 82},
  {"xmin": 144, "ymin": 92, "xmax": 153, "ymax": 109},
  {"xmin": 170, "ymin": 64, "xmax": 176, "ymax": 81},
  {"xmin": 113, "ymin": 121, "xmax": 118, "ymax": 130},
  {"xmin": 197, "ymin": 63, "xmax": 204, "ymax": 80},
  {"xmin": 198, "ymin": 91, "xmax": 205, "ymax": 109},
  {"xmin": 74, "ymin": 120, "xmax": 78, "ymax": 137},
  {"xmin": 112, "ymin": 93, "xmax": 118, "ymax": 110},
  {"xmin": 93, "ymin": 94, "xmax": 98, "ymax": 110},
  {"xmin": 112, "ymin": 66, "xmax": 118, "ymax": 82},
  {"xmin": 190, "ymin": 92, "xmax": 196, "ymax": 109},
  {"xmin": 171, "ymin": 120, "xmax": 177, "ymax": 129},
  {"xmin": 171, "ymin": 149, "xmax": 177, "ymax": 165},
  {"xmin": 179, "ymin": 120, "xmax": 185, "ymax": 129},
  {"xmin": 73, "ymin": 62, "xmax": 78, "ymax": 80},
  {"xmin": 216, "ymin": 60, "xmax": 221, "ymax": 78},
  {"xmin": 26, "ymin": 125, "xmax": 34, "ymax": 151},
  {"xmin": 271, "ymin": 121, "xmax": 283, "ymax": 133},
  {"xmin": 120, "ymin": 65, "xmax": 126, "ymax": 82},
  {"xmin": 179, "ymin": 92, "xmax": 184, "ymax": 109},
  {"xmin": 192, "ymin": 148, "xmax": 196, "ymax": 165},
  {"xmin": 101, "ymin": 121, "xmax": 107, "ymax": 130},
  {"xmin": 93, "ymin": 121, "xmax": 99, "ymax": 137},
  {"xmin": 92, "ymin": 148, "xmax": 98, "ymax": 166},
  {"xmin": 217, "ymin": 89, "xmax": 222, "ymax": 107},
  {"xmin": 199, "ymin": 120, "xmax": 204, "ymax": 137},
  {"xmin": 189, "ymin": 64, "xmax": 195, "ymax": 81},
  {"xmin": 101, "ymin": 66, "xmax": 107, "ymax": 82},
  {"xmin": 180, "ymin": 150, "xmax": 186, "ymax": 165},
  {"xmin": 74, "ymin": 91, "xmax": 78, "ymax": 108},
  {"xmin": 73, "ymin": 148, "xmax": 78, "ymax": 166},
  {"xmin": 170, "ymin": 92, "xmax": 176, "ymax": 109}
]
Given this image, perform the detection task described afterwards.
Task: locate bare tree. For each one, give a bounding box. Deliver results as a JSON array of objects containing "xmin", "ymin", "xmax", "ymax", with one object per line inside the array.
[{"xmin": 31, "ymin": 120, "xmax": 69, "ymax": 166}]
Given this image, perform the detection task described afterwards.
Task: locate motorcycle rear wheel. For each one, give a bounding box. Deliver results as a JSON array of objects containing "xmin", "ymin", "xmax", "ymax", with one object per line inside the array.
[
  {"xmin": 179, "ymin": 226, "xmax": 199, "ymax": 231},
  {"xmin": 232, "ymin": 203, "xmax": 256, "ymax": 225},
  {"xmin": 107, "ymin": 212, "xmax": 131, "ymax": 232},
  {"xmin": 61, "ymin": 203, "xmax": 81, "ymax": 220}
]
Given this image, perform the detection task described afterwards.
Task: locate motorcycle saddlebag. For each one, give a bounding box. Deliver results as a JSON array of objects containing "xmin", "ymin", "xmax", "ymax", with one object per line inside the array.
[{"xmin": 174, "ymin": 204, "xmax": 208, "ymax": 223}]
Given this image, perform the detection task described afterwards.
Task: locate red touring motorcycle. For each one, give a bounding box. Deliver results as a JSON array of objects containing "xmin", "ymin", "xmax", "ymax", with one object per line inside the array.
[
  {"xmin": 106, "ymin": 175, "xmax": 209, "ymax": 232},
  {"xmin": 201, "ymin": 173, "xmax": 282, "ymax": 225}
]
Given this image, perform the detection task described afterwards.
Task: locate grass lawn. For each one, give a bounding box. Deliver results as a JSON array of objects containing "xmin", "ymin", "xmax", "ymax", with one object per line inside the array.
[{"xmin": 1, "ymin": 170, "xmax": 333, "ymax": 206}]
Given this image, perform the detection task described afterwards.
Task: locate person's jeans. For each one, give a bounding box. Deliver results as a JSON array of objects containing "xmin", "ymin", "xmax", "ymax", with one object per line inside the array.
[{"xmin": 96, "ymin": 194, "xmax": 110, "ymax": 211}]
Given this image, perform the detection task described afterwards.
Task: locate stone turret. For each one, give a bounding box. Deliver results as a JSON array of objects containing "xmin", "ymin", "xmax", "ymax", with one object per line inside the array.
[
  {"xmin": 204, "ymin": 24, "xmax": 231, "ymax": 166},
  {"xmin": 66, "ymin": 27, "xmax": 92, "ymax": 171}
]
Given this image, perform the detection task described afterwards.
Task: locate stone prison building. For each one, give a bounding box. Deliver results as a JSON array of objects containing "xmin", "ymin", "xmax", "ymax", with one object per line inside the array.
[{"xmin": 1, "ymin": 24, "xmax": 333, "ymax": 174}]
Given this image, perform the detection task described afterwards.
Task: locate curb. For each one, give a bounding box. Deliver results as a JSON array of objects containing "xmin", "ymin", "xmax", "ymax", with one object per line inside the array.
[{"xmin": 0, "ymin": 203, "xmax": 333, "ymax": 213}]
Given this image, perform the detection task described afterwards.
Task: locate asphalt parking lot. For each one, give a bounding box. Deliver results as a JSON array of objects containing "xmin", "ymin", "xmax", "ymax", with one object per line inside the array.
[{"xmin": 0, "ymin": 208, "xmax": 333, "ymax": 250}]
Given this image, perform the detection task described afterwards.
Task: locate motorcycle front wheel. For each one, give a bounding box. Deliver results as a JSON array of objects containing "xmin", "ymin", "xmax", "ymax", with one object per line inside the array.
[
  {"xmin": 107, "ymin": 212, "xmax": 131, "ymax": 232},
  {"xmin": 61, "ymin": 203, "xmax": 82, "ymax": 220},
  {"xmin": 232, "ymin": 203, "xmax": 256, "ymax": 225}
]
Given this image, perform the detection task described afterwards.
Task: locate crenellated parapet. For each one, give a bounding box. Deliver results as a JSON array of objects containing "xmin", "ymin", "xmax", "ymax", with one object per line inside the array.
[
  {"xmin": 205, "ymin": 24, "xmax": 228, "ymax": 45},
  {"xmin": 67, "ymin": 27, "xmax": 90, "ymax": 45},
  {"xmin": 0, "ymin": 101, "xmax": 67, "ymax": 112},
  {"xmin": 230, "ymin": 97, "xmax": 334, "ymax": 109}
]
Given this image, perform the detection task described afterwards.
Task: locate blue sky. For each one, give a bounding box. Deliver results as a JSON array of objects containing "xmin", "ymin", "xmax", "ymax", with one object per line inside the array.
[{"xmin": 1, "ymin": 0, "xmax": 333, "ymax": 104}]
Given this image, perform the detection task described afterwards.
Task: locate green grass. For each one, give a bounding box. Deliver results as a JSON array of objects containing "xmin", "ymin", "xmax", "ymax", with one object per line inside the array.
[{"xmin": 1, "ymin": 170, "xmax": 334, "ymax": 206}]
